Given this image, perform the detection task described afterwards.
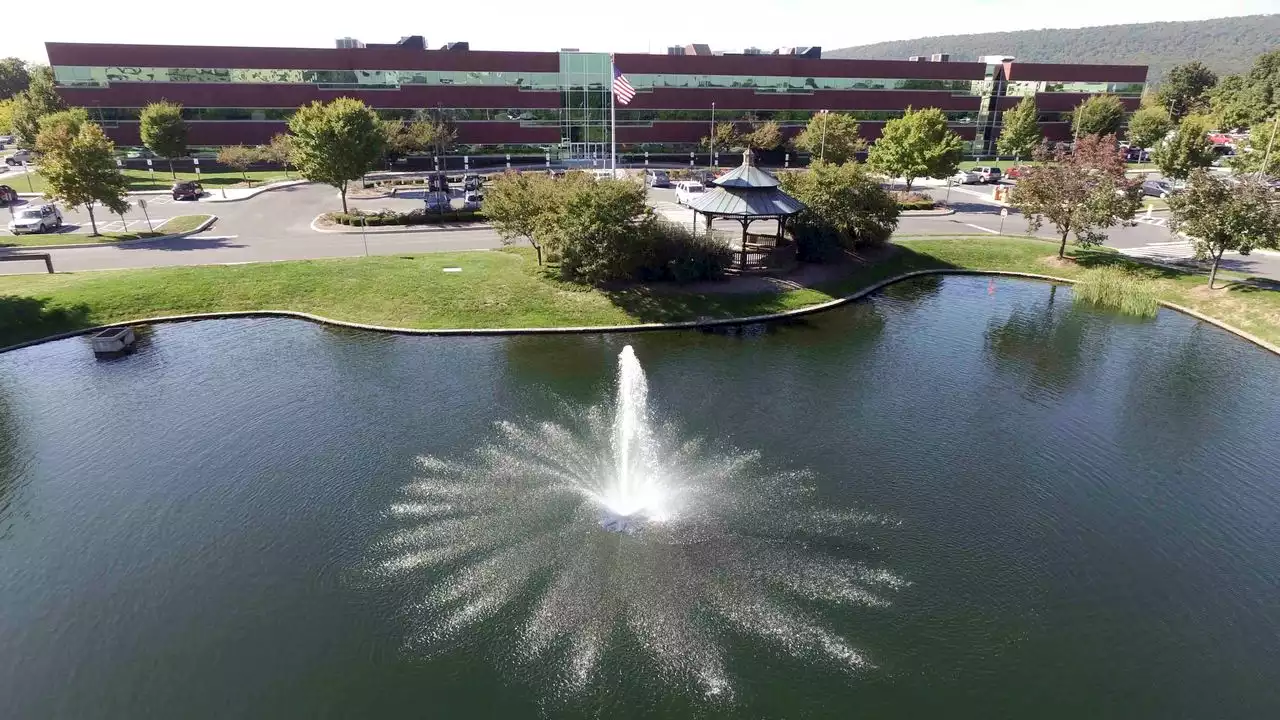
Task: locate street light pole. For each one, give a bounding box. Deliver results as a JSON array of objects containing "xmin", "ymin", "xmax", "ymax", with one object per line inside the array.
[
  {"xmin": 1259, "ymin": 115, "xmax": 1279, "ymax": 179},
  {"xmin": 710, "ymin": 102, "xmax": 715, "ymax": 171},
  {"xmin": 819, "ymin": 109, "xmax": 828, "ymax": 163}
]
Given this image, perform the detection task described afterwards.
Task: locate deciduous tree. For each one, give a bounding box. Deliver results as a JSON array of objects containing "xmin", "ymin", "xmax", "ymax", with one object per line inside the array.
[
  {"xmin": 216, "ymin": 145, "xmax": 262, "ymax": 185},
  {"xmin": 9, "ymin": 66, "xmax": 64, "ymax": 149},
  {"xmin": 1210, "ymin": 50, "xmax": 1280, "ymax": 129},
  {"xmin": 778, "ymin": 160, "xmax": 900, "ymax": 256},
  {"xmin": 866, "ymin": 106, "xmax": 964, "ymax": 191},
  {"xmin": 483, "ymin": 171, "xmax": 572, "ymax": 265},
  {"xmin": 1125, "ymin": 105, "xmax": 1173, "ymax": 150},
  {"xmin": 139, "ymin": 101, "xmax": 188, "ymax": 177},
  {"xmin": 35, "ymin": 110, "xmax": 129, "ymax": 236},
  {"xmin": 699, "ymin": 122, "xmax": 743, "ymax": 159},
  {"xmin": 0, "ymin": 97, "xmax": 15, "ymax": 134},
  {"xmin": 287, "ymin": 98, "xmax": 385, "ymax": 213},
  {"xmin": 996, "ymin": 96, "xmax": 1042, "ymax": 159},
  {"xmin": 260, "ymin": 133, "xmax": 294, "ymax": 177},
  {"xmin": 746, "ymin": 120, "xmax": 783, "ymax": 151},
  {"xmin": 1070, "ymin": 94, "xmax": 1127, "ymax": 139},
  {"xmin": 1157, "ymin": 61, "xmax": 1218, "ymax": 121},
  {"xmin": 0, "ymin": 57, "xmax": 30, "ymax": 100},
  {"xmin": 1227, "ymin": 116, "xmax": 1280, "ymax": 176},
  {"xmin": 1009, "ymin": 134, "xmax": 1142, "ymax": 259},
  {"xmin": 792, "ymin": 112, "xmax": 866, "ymax": 164},
  {"xmin": 1167, "ymin": 170, "xmax": 1280, "ymax": 288},
  {"xmin": 1153, "ymin": 114, "xmax": 1216, "ymax": 181}
]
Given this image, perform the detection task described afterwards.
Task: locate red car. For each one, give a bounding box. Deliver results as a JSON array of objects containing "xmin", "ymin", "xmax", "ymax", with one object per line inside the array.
[
  {"xmin": 1005, "ymin": 165, "xmax": 1032, "ymax": 180},
  {"xmin": 0, "ymin": 184, "xmax": 18, "ymax": 206}
]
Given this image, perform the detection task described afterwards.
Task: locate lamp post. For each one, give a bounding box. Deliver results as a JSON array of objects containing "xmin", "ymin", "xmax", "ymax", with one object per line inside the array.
[
  {"xmin": 819, "ymin": 109, "xmax": 829, "ymax": 163},
  {"xmin": 710, "ymin": 102, "xmax": 715, "ymax": 171},
  {"xmin": 1259, "ymin": 115, "xmax": 1279, "ymax": 180}
]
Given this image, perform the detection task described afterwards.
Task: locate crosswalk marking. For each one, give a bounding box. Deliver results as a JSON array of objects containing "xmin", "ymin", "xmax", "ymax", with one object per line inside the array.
[{"xmin": 1120, "ymin": 239, "xmax": 1197, "ymax": 260}]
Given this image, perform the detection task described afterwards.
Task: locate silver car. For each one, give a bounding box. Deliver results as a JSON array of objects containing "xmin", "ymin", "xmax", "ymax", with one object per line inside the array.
[{"xmin": 7, "ymin": 204, "xmax": 63, "ymax": 234}]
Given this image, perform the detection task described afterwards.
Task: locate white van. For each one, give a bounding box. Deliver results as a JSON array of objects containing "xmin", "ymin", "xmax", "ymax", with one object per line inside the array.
[{"xmin": 674, "ymin": 181, "xmax": 706, "ymax": 205}]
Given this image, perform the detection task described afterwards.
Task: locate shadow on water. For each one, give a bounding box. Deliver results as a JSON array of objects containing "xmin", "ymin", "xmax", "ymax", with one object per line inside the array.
[
  {"xmin": 0, "ymin": 295, "xmax": 94, "ymax": 348},
  {"xmin": 983, "ymin": 284, "xmax": 1091, "ymax": 395}
]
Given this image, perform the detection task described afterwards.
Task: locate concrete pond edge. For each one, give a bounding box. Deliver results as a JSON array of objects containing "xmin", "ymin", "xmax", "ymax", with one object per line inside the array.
[
  {"xmin": 0, "ymin": 215, "xmax": 219, "ymax": 252},
  {"xmin": 3, "ymin": 269, "xmax": 1278, "ymax": 357}
]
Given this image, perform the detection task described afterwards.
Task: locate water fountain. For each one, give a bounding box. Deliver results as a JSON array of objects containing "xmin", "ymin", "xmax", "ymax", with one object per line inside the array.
[{"xmin": 376, "ymin": 344, "xmax": 902, "ymax": 702}]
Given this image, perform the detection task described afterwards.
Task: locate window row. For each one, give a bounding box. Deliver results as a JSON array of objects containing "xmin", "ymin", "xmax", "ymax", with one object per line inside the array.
[
  {"xmin": 83, "ymin": 107, "xmax": 983, "ymax": 125},
  {"xmin": 54, "ymin": 65, "xmax": 1142, "ymax": 97}
]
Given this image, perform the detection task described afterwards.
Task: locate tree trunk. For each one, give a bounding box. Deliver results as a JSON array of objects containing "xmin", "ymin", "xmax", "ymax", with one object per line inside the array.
[
  {"xmin": 905, "ymin": 177, "xmax": 914, "ymax": 192},
  {"xmin": 241, "ymin": 169, "xmax": 249, "ymax": 186},
  {"xmin": 531, "ymin": 240, "xmax": 543, "ymax": 266},
  {"xmin": 168, "ymin": 159, "xmax": 175, "ymax": 179},
  {"xmin": 340, "ymin": 181, "xmax": 349, "ymax": 214},
  {"xmin": 1208, "ymin": 247, "xmax": 1224, "ymax": 289},
  {"xmin": 1058, "ymin": 229, "xmax": 1069, "ymax": 259},
  {"xmin": 283, "ymin": 163, "xmax": 290, "ymax": 179},
  {"xmin": 86, "ymin": 206, "xmax": 98, "ymax": 236}
]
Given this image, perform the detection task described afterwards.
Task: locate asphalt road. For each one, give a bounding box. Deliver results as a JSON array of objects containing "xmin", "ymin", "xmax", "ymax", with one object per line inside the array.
[{"xmin": 3, "ymin": 180, "xmax": 1280, "ymax": 282}]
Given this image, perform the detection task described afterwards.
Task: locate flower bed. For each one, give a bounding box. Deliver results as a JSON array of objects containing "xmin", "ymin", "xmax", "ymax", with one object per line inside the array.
[
  {"xmin": 894, "ymin": 191, "xmax": 936, "ymax": 211},
  {"xmin": 326, "ymin": 209, "xmax": 485, "ymax": 226}
]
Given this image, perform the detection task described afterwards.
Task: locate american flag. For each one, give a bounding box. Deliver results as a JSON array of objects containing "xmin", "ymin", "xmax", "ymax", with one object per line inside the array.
[{"xmin": 612, "ymin": 59, "xmax": 635, "ymax": 105}]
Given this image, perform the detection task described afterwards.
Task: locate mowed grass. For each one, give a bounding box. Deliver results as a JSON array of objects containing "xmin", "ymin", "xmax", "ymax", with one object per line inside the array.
[
  {"xmin": 2, "ymin": 238, "xmax": 1279, "ymax": 351},
  {"xmin": 19, "ymin": 169, "xmax": 292, "ymax": 194},
  {"xmin": 0, "ymin": 215, "xmax": 211, "ymax": 247}
]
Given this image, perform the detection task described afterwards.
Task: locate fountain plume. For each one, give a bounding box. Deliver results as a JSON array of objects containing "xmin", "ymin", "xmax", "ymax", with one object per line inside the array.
[{"xmin": 373, "ymin": 344, "xmax": 902, "ymax": 704}]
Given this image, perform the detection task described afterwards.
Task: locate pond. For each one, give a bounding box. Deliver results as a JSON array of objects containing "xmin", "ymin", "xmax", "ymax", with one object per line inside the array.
[{"xmin": 1, "ymin": 276, "xmax": 1278, "ymax": 719}]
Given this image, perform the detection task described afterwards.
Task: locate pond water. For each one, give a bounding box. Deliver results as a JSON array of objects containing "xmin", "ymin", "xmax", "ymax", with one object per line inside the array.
[{"xmin": 2, "ymin": 276, "xmax": 1279, "ymax": 719}]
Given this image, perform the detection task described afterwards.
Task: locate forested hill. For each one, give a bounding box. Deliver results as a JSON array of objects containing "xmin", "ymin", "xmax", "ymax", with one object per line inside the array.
[{"xmin": 826, "ymin": 14, "xmax": 1280, "ymax": 85}]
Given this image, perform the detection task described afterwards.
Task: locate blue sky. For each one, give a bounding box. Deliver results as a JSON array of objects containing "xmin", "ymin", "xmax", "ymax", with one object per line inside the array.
[{"xmin": 12, "ymin": 0, "xmax": 1280, "ymax": 64}]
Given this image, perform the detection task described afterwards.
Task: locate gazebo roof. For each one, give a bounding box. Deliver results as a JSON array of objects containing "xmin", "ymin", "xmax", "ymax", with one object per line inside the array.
[
  {"xmin": 712, "ymin": 149, "xmax": 782, "ymax": 189},
  {"xmin": 687, "ymin": 149, "xmax": 803, "ymax": 218}
]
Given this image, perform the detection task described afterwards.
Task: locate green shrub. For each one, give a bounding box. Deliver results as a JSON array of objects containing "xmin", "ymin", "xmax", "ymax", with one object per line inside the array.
[
  {"xmin": 1072, "ymin": 266, "xmax": 1159, "ymax": 318},
  {"xmin": 635, "ymin": 220, "xmax": 734, "ymax": 283}
]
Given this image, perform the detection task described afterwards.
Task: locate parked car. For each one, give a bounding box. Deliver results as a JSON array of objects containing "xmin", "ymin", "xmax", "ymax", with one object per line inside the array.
[
  {"xmin": 424, "ymin": 191, "xmax": 451, "ymax": 212},
  {"xmin": 1004, "ymin": 165, "xmax": 1032, "ymax": 180},
  {"xmin": 428, "ymin": 173, "xmax": 449, "ymax": 193},
  {"xmin": 5, "ymin": 149, "xmax": 34, "ymax": 166},
  {"xmin": 461, "ymin": 192, "xmax": 483, "ymax": 210},
  {"xmin": 644, "ymin": 169, "xmax": 671, "ymax": 188},
  {"xmin": 0, "ymin": 134, "xmax": 14, "ymax": 145},
  {"xmin": 970, "ymin": 165, "xmax": 1003, "ymax": 183},
  {"xmin": 0, "ymin": 185, "xmax": 17, "ymax": 206},
  {"xmin": 7, "ymin": 204, "xmax": 62, "ymax": 234},
  {"xmin": 1141, "ymin": 179, "xmax": 1176, "ymax": 198},
  {"xmin": 1124, "ymin": 147, "xmax": 1151, "ymax": 162},
  {"xmin": 172, "ymin": 180, "xmax": 203, "ymax": 200},
  {"xmin": 463, "ymin": 174, "xmax": 484, "ymax": 192},
  {"xmin": 125, "ymin": 149, "xmax": 155, "ymax": 159},
  {"xmin": 674, "ymin": 180, "xmax": 707, "ymax": 205},
  {"xmin": 951, "ymin": 169, "xmax": 981, "ymax": 185}
]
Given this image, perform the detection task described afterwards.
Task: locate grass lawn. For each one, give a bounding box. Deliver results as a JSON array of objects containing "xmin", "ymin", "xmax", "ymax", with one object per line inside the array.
[
  {"xmin": 0, "ymin": 215, "xmax": 211, "ymax": 248},
  {"xmin": 19, "ymin": 169, "xmax": 293, "ymax": 194},
  {"xmin": 1, "ymin": 238, "xmax": 1278, "ymax": 350}
]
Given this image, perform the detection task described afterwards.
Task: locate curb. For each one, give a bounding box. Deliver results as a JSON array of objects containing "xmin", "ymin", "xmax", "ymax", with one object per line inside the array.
[
  {"xmin": 901, "ymin": 208, "xmax": 956, "ymax": 217},
  {"xmin": 308, "ymin": 214, "xmax": 492, "ymax": 235},
  {"xmin": 0, "ymin": 215, "xmax": 218, "ymax": 252},
  {"xmin": 3, "ymin": 268, "xmax": 1277, "ymax": 358},
  {"xmin": 199, "ymin": 179, "xmax": 309, "ymax": 203}
]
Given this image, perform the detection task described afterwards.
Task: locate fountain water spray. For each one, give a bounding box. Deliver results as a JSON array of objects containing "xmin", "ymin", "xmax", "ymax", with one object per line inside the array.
[{"xmin": 374, "ymin": 343, "xmax": 903, "ymax": 703}]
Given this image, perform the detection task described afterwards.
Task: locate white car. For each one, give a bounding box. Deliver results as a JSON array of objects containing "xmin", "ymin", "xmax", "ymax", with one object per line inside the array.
[
  {"xmin": 4, "ymin": 150, "xmax": 34, "ymax": 166},
  {"xmin": 951, "ymin": 169, "xmax": 981, "ymax": 185},
  {"xmin": 7, "ymin": 204, "xmax": 63, "ymax": 234},
  {"xmin": 674, "ymin": 180, "xmax": 706, "ymax": 205}
]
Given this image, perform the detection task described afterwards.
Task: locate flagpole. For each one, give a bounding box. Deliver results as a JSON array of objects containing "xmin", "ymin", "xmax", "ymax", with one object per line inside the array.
[{"xmin": 610, "ymin": 54, "xmax": 617, "ymax": 173}]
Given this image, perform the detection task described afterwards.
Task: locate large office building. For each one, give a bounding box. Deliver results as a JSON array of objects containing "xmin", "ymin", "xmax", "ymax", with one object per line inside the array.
[{"xmin": 46, "ymin": 37, "xmax": 1147, "ymax": 158}]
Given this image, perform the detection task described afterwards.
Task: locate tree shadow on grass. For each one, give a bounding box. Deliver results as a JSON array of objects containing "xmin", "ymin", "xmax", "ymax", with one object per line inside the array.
[
  {"xmin": 598, "ymin": 245, "xmax": 961, "ymax": 325},
  {"xmin": 0, "ymin": 296, "xmax": 93, "ymax": 348}
]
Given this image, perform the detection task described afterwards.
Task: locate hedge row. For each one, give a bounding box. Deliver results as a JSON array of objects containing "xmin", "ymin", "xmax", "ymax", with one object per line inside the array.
[
  {"xmin": 327, "ymin": 209, "xmax": 486, "ymax": 226},
  {"xmin": 897, "ymin": 200, "xmax": 937, "ymax": 210}
]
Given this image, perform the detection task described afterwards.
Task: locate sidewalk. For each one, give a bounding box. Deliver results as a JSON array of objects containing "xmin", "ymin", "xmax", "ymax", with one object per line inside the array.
[{"xmin": 17, "ymin": 179, "xmax": 309, "ymax": 202}]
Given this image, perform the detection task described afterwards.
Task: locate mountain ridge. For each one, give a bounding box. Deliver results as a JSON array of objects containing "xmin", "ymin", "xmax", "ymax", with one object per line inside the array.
[{"xmin": 826, "ymin": 15, "xmax": 1280, "ymax": 85}]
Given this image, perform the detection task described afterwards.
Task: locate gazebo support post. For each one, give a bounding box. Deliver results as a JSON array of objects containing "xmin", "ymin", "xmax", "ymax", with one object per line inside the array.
[{"xmin": 739, "ymin": 217, "xmax": 752, "ymax": 268}]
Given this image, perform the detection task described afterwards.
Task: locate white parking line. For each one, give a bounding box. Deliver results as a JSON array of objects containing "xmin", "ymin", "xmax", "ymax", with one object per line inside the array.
[{"xmin": 961, "ymin": 222, "xmax": 1001, "ymax": 234}]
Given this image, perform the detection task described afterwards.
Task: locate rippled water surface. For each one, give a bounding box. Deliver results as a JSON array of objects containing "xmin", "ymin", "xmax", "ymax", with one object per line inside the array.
[{"xmin": 2, "ymin": 276, "xmax": 1279, "ymax": 718}]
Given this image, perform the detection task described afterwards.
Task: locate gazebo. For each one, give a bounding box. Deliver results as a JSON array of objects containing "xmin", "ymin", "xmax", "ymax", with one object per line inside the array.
[{"xmin": 686, "ymin": 148, "xmax": 805, "ymax": 269}]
